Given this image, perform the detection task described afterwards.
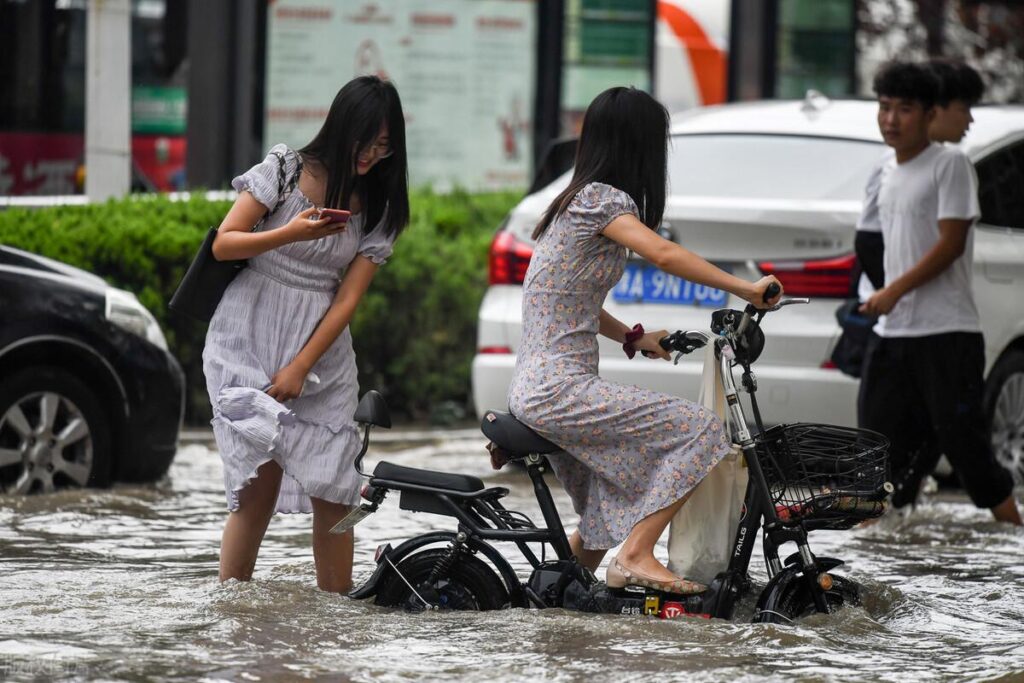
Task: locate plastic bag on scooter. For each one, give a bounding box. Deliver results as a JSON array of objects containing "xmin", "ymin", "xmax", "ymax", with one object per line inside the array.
[{"xmin": 667, "ymin": 341, "xmax": 748, "ymax": 585}]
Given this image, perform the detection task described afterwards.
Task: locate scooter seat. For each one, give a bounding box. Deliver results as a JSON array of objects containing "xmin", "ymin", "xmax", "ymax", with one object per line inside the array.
[
  {"xmin": 480, "ymin": 410, "xmax": 560, "ymax": 456},
  {"xmin": 372, "ymin": 461, "xmax": 485, "ymax": 492}
]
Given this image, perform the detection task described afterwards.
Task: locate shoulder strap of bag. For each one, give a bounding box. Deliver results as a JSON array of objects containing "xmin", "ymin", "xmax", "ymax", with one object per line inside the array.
[
  {"xmin": 252, "ymin": 148, "xmax": 304, "ymax": 231},
  {"xmin": 267, "ymin": 148, "xmax": 304, "ymax": 214}
]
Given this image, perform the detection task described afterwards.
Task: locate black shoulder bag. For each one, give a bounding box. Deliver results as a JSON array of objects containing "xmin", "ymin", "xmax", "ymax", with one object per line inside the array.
[
  {"xmin": 169, "ymin": 150, "xmax": 303, "ymax": 322},
  {"xmin": 828, "ymin": 234, "xmax": 883, "ymax": 378}
]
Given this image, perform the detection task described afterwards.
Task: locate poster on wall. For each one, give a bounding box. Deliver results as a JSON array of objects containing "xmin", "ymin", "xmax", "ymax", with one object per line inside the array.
[{"xmin": 264, "ymin": 0, "xmax": 537, "ymax": 191}]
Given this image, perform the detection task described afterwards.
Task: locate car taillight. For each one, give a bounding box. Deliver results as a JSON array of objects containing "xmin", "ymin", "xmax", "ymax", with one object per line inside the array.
[
  {"xmin": 478, "ymin": 346, "xmax": 513, "ymax": 354},
  {"xmin": 757, "ymin": 253, "xmax": 855, "ymax": 298},
  {"xmin": 489, "ymin": 230, "xmax": 533, "ymax": 285}
]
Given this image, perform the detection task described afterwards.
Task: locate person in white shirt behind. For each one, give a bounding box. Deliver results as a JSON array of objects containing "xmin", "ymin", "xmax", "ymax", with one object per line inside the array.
[
  {"xmin": 857, "ymin": 61, "xmax": 1021, "ymax": 524},
  {"xmin": 855, "ymin": 59, "xmax": 986, "ymax": 297}
]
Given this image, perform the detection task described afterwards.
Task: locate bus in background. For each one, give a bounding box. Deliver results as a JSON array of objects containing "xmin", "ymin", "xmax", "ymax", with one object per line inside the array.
[
  {"xmin": 0, "ymin": 1, "xmax": 186, "ymax": 196},
  {"xmin": 655, "ymin": 0, "xmax": 729, "ymax": 114}
]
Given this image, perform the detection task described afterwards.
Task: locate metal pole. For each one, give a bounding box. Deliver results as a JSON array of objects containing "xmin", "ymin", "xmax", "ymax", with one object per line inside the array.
[
  {"xmin": 532, "ymin": 0, "xmax": 565, "ymax": 179},
  {"xmin": 727, "ymin": 0, "xmax": 778, "ymax": 102},
  {"xmin": 85, "ymin": 0, "xmax": 132, "ymax": 201},
  {"xmin": 185, "ymin": 0, "xmax": 233, "ymax": 189},
  {"xmin": 232, "ymin": 0, "xmax": 260, "ymax": 173},
  {"xmin": 647, "ymin": 0, "xmax": 657, "ymax": 92}
]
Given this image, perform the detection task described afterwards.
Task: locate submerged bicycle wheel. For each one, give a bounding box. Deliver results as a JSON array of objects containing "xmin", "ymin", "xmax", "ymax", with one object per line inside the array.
[
  {"xmin": 374, "ymin": 549, "xmax": 510, "ymax": 612},
  {"xmin": 754, "ymin": 573, "xmax": 860, "ymax": 624}
]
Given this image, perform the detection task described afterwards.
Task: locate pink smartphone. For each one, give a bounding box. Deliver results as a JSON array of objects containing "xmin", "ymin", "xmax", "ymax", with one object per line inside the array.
[{"xmin": 319, "ymin": 208, "xmax": 351, "ymax": 225}]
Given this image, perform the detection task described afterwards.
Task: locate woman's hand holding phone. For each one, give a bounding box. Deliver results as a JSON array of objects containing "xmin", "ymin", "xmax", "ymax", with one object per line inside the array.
[
  {"xmin": 317, "ymin": 208, "xmax": 351, "ymax": 226},
  {"xmin": 283, "ymin": 207, "xmax": 346, "ymax": 243}
]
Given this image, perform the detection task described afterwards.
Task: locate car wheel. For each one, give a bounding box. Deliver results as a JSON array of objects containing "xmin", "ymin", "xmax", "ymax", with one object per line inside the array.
[
  {"xmin": 0, "ymin": 367, "xmax": 112, "ymax": 494},
  {"xmin": 986, "ymin": 349, "xmax": 1024, "ymax": 486}
]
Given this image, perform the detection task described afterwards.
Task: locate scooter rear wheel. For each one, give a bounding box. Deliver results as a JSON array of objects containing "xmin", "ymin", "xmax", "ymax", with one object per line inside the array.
[
  {"xmin": 375, "ymin": 549, "xmax": 510, "ymax": 611},
  {"xmin": 754, "ymin": 573, "xmax": 860, "ymax": 624}
]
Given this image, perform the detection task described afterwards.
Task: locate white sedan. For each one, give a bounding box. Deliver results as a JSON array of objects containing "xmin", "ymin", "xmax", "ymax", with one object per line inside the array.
[{"xmin": 472, "ymin": 97, "xmax": 1024, "ymax": 482}]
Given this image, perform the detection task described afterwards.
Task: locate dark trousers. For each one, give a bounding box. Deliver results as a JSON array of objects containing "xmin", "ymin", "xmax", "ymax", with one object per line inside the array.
[{"xmin": 858, "ymin": 331, "xmax": 1013, "ymax": 509}]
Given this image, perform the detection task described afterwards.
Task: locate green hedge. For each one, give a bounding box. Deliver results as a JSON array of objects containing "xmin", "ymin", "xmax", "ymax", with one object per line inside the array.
[{"xmin": 0, "ymin": 190, "xmax": 519, "ymax": 425}]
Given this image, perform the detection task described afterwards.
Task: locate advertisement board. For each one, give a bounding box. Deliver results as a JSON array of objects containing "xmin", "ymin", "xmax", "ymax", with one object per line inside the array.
[{"xmin": 264, "ymin": 0, "xmax": 538, "ymax": 191}]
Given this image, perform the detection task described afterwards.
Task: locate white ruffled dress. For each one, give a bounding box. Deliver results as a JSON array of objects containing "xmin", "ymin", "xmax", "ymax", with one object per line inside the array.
[{"xmin": 203, "ymin": 144, "xmax": 394, "ymax": 513}]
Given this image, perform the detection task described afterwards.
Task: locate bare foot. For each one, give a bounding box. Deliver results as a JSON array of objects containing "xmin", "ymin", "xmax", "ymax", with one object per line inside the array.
[{"xmin": 991, "ymin": 495, "xmax": 1023, "ymax": 526}]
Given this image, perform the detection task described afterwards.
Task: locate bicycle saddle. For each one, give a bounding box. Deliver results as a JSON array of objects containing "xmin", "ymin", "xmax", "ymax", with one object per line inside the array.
[{"xmin": 481, "ymin": 411, "xmax": 560, "ymax": 457}]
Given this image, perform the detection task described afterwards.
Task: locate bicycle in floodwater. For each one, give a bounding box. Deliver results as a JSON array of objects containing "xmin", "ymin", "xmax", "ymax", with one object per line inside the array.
[{"xmin": 337, "ymin": 284, "xmax": 892, "ymax": 623}]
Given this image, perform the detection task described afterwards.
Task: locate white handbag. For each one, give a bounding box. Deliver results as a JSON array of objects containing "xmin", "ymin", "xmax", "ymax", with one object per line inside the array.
[{"xmin": 666, "ymin": 339, "xmax": 748, "ymax": 585}]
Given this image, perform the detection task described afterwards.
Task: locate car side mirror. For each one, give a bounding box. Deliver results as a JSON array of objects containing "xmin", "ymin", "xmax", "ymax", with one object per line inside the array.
[{"xmin": 354, "ymin": 390, "xmax": 391, "ymax": 429}]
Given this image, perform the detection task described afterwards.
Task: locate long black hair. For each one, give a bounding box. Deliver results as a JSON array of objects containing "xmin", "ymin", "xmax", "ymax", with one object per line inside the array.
[
  {"xmin": 299, "ymin": 75, "xmax": 409, "ymax": 239},
  {"xmin": 533, "ymin": 87, "xmax": 668, "ymax": 240}
]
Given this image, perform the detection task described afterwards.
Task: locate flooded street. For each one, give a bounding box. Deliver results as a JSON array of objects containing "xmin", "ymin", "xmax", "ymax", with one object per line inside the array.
[{"xmin": 2, "ymin": 430, "xmax": 1024, "ymax": 682}]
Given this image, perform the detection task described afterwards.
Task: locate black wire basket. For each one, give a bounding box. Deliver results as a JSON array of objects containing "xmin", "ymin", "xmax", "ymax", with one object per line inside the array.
[{"xmin": 754, "ymin": 423, "xmax": 890, "ymax": 529}]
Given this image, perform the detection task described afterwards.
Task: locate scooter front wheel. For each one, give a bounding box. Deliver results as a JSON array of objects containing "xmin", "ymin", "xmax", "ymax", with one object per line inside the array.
[
  {"xmin": 375, "ymin": 549, "xmax": 510, "ymax": 611},
  {"xmin": 754, "ymin": 572, "xmax": 860, "ymax": 624}
]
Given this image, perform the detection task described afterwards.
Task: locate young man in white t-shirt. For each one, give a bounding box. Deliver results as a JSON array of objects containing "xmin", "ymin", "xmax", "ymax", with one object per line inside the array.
[
  {"xmin": 856, "ymin": 60, "xmax": 986, "ymax": 292},
  {"xmin": 857, "ymin": 61, "xmax": 1020, "ymax": 525}
]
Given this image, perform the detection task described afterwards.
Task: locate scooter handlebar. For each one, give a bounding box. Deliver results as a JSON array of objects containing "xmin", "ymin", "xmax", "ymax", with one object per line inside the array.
[
  {"xmin": 743, "ymin": 281, "xmax": 783, "ymax": 317},
  {"xmin": 658, "ymin": 330, "xmax": 709, "ymax": 355}
]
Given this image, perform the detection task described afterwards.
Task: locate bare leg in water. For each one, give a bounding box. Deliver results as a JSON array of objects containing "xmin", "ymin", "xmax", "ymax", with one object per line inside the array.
[
  {"xmin": 311, "ymin": 497, "xmax": 355, "ymax": 592},
  {"xmin": 219, "ymin": 460, "xmax": 283, "ymax": 582},
  {"xmin": 219, "ymin": 461, "xmax": 357, "ymax": 590}
]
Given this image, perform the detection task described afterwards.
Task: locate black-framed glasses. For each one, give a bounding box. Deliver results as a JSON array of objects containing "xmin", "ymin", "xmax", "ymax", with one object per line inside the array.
[{"xmin": 361, "ymin": 141, "xmax": 393, "ymax": 159}]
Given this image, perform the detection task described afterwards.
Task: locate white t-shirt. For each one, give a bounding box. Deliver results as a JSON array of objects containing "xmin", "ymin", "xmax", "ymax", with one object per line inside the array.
[
  {"xmin": 855, "ymin": 149, "xmax": 894, "ymax": 301},
  {"xmin": 856, "ymin": 148, "xmax": 895, "ymax": 235},
  {"xmin": 873, "ymin": 143, "xmax": 981, "ymax": 338}
]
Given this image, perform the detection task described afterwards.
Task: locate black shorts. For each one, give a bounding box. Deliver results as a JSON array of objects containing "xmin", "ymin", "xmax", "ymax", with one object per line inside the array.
[{"xmin": 857, "ymin": 331, "xmax": 1013, "ymax": 509}]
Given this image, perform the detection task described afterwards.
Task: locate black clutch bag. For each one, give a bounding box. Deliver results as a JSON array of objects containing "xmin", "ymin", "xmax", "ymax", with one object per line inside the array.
[
  {"xmin": 829, "ymin": 299, "xmax": 877, "ymax": 378},
  {"xmin": 168, "ymin": 228, "xmax": 246, "ymax": 322}
]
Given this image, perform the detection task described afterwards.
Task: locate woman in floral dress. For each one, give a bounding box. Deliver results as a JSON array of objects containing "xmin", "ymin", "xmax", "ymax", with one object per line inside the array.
[{"xmin": 508, "ymin": 87, "xmax": 782, "ymax": 593}]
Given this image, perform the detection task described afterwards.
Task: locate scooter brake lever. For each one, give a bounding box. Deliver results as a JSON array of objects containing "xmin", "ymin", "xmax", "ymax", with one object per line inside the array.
[{"xmin": 769, "ymin": 297, "xmax": 811, "ymax": 312}]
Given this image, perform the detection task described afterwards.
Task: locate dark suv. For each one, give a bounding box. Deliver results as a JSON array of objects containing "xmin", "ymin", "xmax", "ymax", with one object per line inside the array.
[{"xmin": 0, "ymin": 246, "xmax": 184, "ymax": 493}]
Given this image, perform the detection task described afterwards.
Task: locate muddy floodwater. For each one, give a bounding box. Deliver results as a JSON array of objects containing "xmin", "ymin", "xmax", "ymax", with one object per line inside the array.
[{"xmin": 2, "ymin": 429, "xmax": 1024, "ymax": 682}]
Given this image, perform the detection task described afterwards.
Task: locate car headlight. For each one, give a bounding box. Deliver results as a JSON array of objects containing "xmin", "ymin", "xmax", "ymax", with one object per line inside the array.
[{"xmin": 105, "ymin": 288, "xmax": 169, "ymax": 352}]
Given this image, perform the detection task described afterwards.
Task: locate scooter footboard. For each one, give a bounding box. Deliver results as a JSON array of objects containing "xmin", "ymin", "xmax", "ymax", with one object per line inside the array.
[{"xmin": 563, "ymin": 580, "xmax": 709, "ymax": 619}]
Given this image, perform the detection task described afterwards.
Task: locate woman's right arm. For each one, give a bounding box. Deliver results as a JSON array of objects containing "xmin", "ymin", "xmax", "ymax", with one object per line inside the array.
[
  {"xmin": 602, "ymin": 213, "xmax": 782, "ymax": 307},
  {"xmin": 211, "ymin": 194, "xmax": 335, "ymax": 261}
]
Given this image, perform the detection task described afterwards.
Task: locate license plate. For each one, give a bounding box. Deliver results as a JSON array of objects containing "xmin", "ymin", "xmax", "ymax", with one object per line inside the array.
[
  {"xmin": 330, "ymin": 504, "xmax": 375, "ymax": 534},
  {"xmin": 612, "ymin": 262, "xmax": 728, "ymax": 307}
]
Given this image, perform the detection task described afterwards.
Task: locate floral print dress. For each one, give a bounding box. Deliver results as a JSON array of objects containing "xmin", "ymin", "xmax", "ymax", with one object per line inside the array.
[{"xmin": 508, "ymin": 182, "xmax": 731, "ymax": 549}]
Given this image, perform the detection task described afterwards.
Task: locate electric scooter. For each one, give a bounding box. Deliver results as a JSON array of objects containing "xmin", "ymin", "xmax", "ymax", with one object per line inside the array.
[{"xmin": 339, "ymin": 285, "xmax": 891, "ymax": 622}]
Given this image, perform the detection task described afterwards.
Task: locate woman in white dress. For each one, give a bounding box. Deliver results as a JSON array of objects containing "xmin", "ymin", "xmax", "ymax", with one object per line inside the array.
[{"xmin": 203, "ymin": 76, "xmax": 409, "ymax": 592}]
